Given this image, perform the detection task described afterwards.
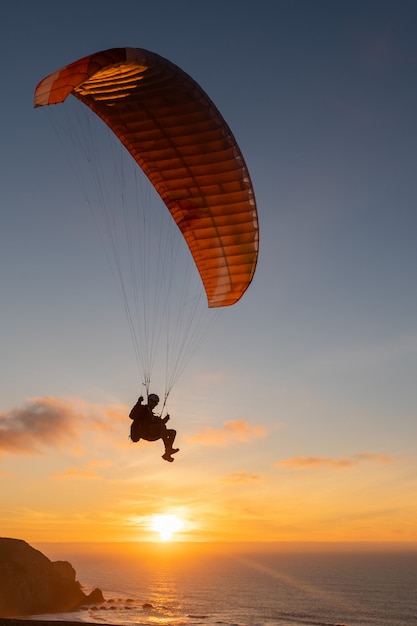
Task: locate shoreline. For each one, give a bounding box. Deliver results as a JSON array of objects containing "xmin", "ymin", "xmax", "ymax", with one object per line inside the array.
[{"xmin": 0, "ymin": 617, "xmax": 115, "ymax": 626}]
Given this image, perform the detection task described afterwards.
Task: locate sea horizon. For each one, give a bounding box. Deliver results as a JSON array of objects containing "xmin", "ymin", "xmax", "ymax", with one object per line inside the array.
[
  {"xmin": 16, "ymin": 542, "xmax": 417, "ymax": 626},
  {"xmin": 32, "ymin": 539, "xmax": 417, "ymax": 555}
]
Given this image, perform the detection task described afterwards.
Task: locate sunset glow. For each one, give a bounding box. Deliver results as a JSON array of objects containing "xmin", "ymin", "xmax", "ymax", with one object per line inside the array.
[
  {"xmin": 2, "ymin": 1, "xmax": 417, "ymax": 552},
  {"xmin": 151, "ymin": 515, "xmax": 184, "ymax": 541}
]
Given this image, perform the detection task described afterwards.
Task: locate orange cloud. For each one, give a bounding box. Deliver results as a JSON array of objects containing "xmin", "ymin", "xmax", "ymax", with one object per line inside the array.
[
  {"xmin": 222, "ymin": 470, "xmax": 261, "ymax": 483},
  {"xmin": 0, "ymin": 397, "xmax": 78, "ymax": 455},
  {"xmin": 52, "ymin": 459, "xmax": 113, "ymax": 480},
  {"xmin": 52, "ymin": 466, "xmax": 100, "ymax": 479},
  {"xmin": 0, "ymin": 397, "xmax": 128, "ymax": 455},
  {"xmin": 188, "ymin": 420, "xmax": 266, "ymax": 446},
  {"xmin": 276, "ymin": 452, "xmax": 393, "ymax": 469}
]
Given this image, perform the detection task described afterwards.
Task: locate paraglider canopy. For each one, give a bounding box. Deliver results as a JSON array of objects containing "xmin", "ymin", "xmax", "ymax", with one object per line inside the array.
[{"xmin": 34, "ymin": 47, "xmax": 258, "ymax": 308}]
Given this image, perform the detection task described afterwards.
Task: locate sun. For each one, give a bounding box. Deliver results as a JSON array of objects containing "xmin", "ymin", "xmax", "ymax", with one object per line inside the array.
[{"xmin": 151, "ymin": 514, "xmax": 184, "ymax": 541}]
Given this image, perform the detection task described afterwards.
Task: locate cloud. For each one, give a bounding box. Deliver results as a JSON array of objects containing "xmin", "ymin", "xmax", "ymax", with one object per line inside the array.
[
  {"xmin": 188, "ymin": 420, "xmax": 266, "ymax": 446},
  {"xmin": 52, "ymin": 466, "xmax": 100, "ymax": 479},
  {"xmin": 51, "ymin": 459, "xmax": 112, "ymax": 480},
  {"xmin": 350, "ymin": 27, "xmax": 415, "ymax": 70},
  {"xmin": 221, "ymin": 471, "xmax": 261, "ymax": 483},
  {"xmin": 276, "ymin": 452, "xmax": 393, "ymax": 469},
  {"xmin": 0, "ymin": 397, "xmax": 128, "ymax": 455}
]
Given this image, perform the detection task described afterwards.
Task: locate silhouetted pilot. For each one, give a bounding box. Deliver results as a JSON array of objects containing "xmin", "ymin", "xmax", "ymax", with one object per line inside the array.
[{"xmin": 129, "ymin": 393, "xmax": 179, "ymax": 462}]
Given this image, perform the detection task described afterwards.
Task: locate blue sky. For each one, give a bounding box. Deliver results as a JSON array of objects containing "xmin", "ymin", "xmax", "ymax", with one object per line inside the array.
[{"xmin": 1, "ymin": 1, "xmax": 417, "ymax": 543}]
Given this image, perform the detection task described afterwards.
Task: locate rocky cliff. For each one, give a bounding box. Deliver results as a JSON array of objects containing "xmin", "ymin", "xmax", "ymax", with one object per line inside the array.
[{"xmin": 0, "ymin": 538, "xmax": 103, "ymax": 617}]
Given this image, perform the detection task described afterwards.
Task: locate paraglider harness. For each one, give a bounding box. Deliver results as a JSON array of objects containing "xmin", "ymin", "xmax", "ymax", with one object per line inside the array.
[
  {"xmin": 129, "ymin": 394, "xmax": 169, "ymax": 442},
  {"xmin": 129, "ymin": 396, "xmax": 146, "ymax": 442},
  {"xmin": 129, "ymin": 395, "xmax": 144, "ymax": 420}
]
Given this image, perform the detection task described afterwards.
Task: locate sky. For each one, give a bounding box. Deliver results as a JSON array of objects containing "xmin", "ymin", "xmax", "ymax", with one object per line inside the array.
[{"xmin": 1, "ymin": 0, "xmax": 417, "ymax": 546}]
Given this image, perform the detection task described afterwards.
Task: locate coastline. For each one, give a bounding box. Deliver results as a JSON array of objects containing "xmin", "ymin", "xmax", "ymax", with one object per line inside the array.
[{"xmin": 0, "ymin": 621, "xmax": 116, "ymax": 626}]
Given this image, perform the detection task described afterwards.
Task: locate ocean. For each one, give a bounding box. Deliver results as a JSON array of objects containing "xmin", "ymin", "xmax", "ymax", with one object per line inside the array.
[{"xmin": 31, "ymin": 543, "xmax": 417, "ymax": 626}]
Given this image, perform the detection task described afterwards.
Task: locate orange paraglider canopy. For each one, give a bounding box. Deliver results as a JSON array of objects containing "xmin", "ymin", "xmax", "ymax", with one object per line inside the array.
[{"xmin": 35, "ymin": 47, "xmax": 258, "ymax": 307}]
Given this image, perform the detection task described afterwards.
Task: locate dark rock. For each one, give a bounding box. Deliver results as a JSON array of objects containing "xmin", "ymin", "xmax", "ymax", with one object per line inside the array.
[
  {"xmin": 83, "ymin": 588, "xmax": 104, "ymax": 605},
  {"xmin": 0, "ymin": 537, "xmax": 104, "ymax": 617},
  {"xmin": 51, "ymin": 561, "xmax": 76, "ymax": 582}
]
